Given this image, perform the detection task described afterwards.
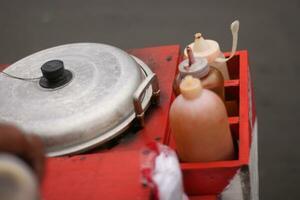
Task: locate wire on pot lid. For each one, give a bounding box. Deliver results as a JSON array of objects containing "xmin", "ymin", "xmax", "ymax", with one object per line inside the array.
[{"xmin": 0, "ymin": 71, "xmax": 42, "ymax": 81}]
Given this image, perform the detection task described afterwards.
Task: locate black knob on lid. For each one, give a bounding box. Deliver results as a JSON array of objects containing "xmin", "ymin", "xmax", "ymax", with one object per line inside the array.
[
  {"xmin": 39, "ymin": 60, "xmax": 73, "ymax": 89},
  {"xmin": 41, "ymin": 60, "xmax": 65, "ymax": 81}
]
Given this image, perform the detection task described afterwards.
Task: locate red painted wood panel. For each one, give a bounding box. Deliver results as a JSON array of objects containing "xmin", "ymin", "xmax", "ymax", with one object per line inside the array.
[
  {"xmin": 189, "ymin": 195, "xmax": 217, "ymax": 200},
  {"xmin": 42, "ymin": 151, "xmax": 151, "ymax": 200}
]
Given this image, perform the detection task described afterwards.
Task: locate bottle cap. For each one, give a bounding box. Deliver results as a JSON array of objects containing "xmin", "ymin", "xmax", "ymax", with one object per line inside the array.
[
  {"xmin": 178, "ymin": 47, "xmax": 209, "ymax": 79},
  {"xmin": 180, "ymin": 75, "xmax": 202, "ymax": 99}
]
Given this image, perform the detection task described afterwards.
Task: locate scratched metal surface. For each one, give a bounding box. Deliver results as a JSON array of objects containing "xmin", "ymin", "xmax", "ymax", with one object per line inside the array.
[{"xmin": 0, "ymin": 0, "xmax": 299, "ymax": 199}]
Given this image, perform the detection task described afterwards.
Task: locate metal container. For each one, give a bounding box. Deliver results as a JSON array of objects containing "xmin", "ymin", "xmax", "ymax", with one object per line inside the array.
[{"xmin": 0, "ymin": 43, "xmax": 159, "ymax": 157}]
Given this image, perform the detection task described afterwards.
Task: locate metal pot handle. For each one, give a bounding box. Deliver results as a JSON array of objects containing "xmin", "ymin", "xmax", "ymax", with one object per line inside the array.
[{"xmin": 133, "ymin": 73, "xmax": 160, "ymax": 127}]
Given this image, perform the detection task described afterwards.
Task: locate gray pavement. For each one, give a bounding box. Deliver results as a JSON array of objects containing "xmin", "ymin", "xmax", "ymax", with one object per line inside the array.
[{"xmin": 1, "ymin": 0, "xmax": 299, "ymax": 199}]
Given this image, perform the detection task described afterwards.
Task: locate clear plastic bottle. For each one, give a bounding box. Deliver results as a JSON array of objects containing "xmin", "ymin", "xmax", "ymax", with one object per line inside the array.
[
  {"xmin": 174, "ymin": 47, "xmax": 224, "ymax": 101},
  {"xmin": 169, "ymin": 76, "xmax": 235, "ymax": 162}
]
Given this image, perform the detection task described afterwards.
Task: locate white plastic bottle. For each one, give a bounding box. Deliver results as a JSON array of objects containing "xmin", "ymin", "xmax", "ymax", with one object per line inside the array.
[{"xmin": 183, "ymin": 20, "xmax": 240, "ymax": 80}]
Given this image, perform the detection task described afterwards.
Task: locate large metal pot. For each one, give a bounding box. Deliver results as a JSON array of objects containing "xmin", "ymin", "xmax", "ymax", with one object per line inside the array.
[{"xmin": 0, "ymin": 43, "xmax": 159, "ymax": 156}]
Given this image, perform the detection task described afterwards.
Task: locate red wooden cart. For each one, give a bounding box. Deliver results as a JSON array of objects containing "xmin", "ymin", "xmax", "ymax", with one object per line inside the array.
[{"xmin": 0, "ymin": 45, "xmax": 258, "ymax": 200}]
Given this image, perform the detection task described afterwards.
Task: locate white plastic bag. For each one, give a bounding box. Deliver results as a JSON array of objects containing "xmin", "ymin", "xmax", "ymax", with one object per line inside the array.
[{"xmin": 141, "ymin": 142, "xmax": 188, "ymax": 200}]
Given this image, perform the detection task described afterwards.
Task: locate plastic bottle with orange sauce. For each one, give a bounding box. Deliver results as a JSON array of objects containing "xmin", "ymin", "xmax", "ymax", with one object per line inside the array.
[
  {"xmin": 169, "ymin": 76, "xmax": 235, "ymax": 162},
  {"xmin": 174, "ymin": 47, "xmax": 225, "ymax": 101}
]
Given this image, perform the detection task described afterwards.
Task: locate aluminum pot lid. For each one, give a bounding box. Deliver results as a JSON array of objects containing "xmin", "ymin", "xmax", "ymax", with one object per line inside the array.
[{"xmin": 0, "ymin": 43, "xmax": 154, "ymax": 156}]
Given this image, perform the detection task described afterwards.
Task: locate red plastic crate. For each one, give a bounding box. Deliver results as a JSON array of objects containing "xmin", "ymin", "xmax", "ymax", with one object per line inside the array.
[{"xmin": 164, "ymin": 51, "xmax": 250, "ymax": 195}]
